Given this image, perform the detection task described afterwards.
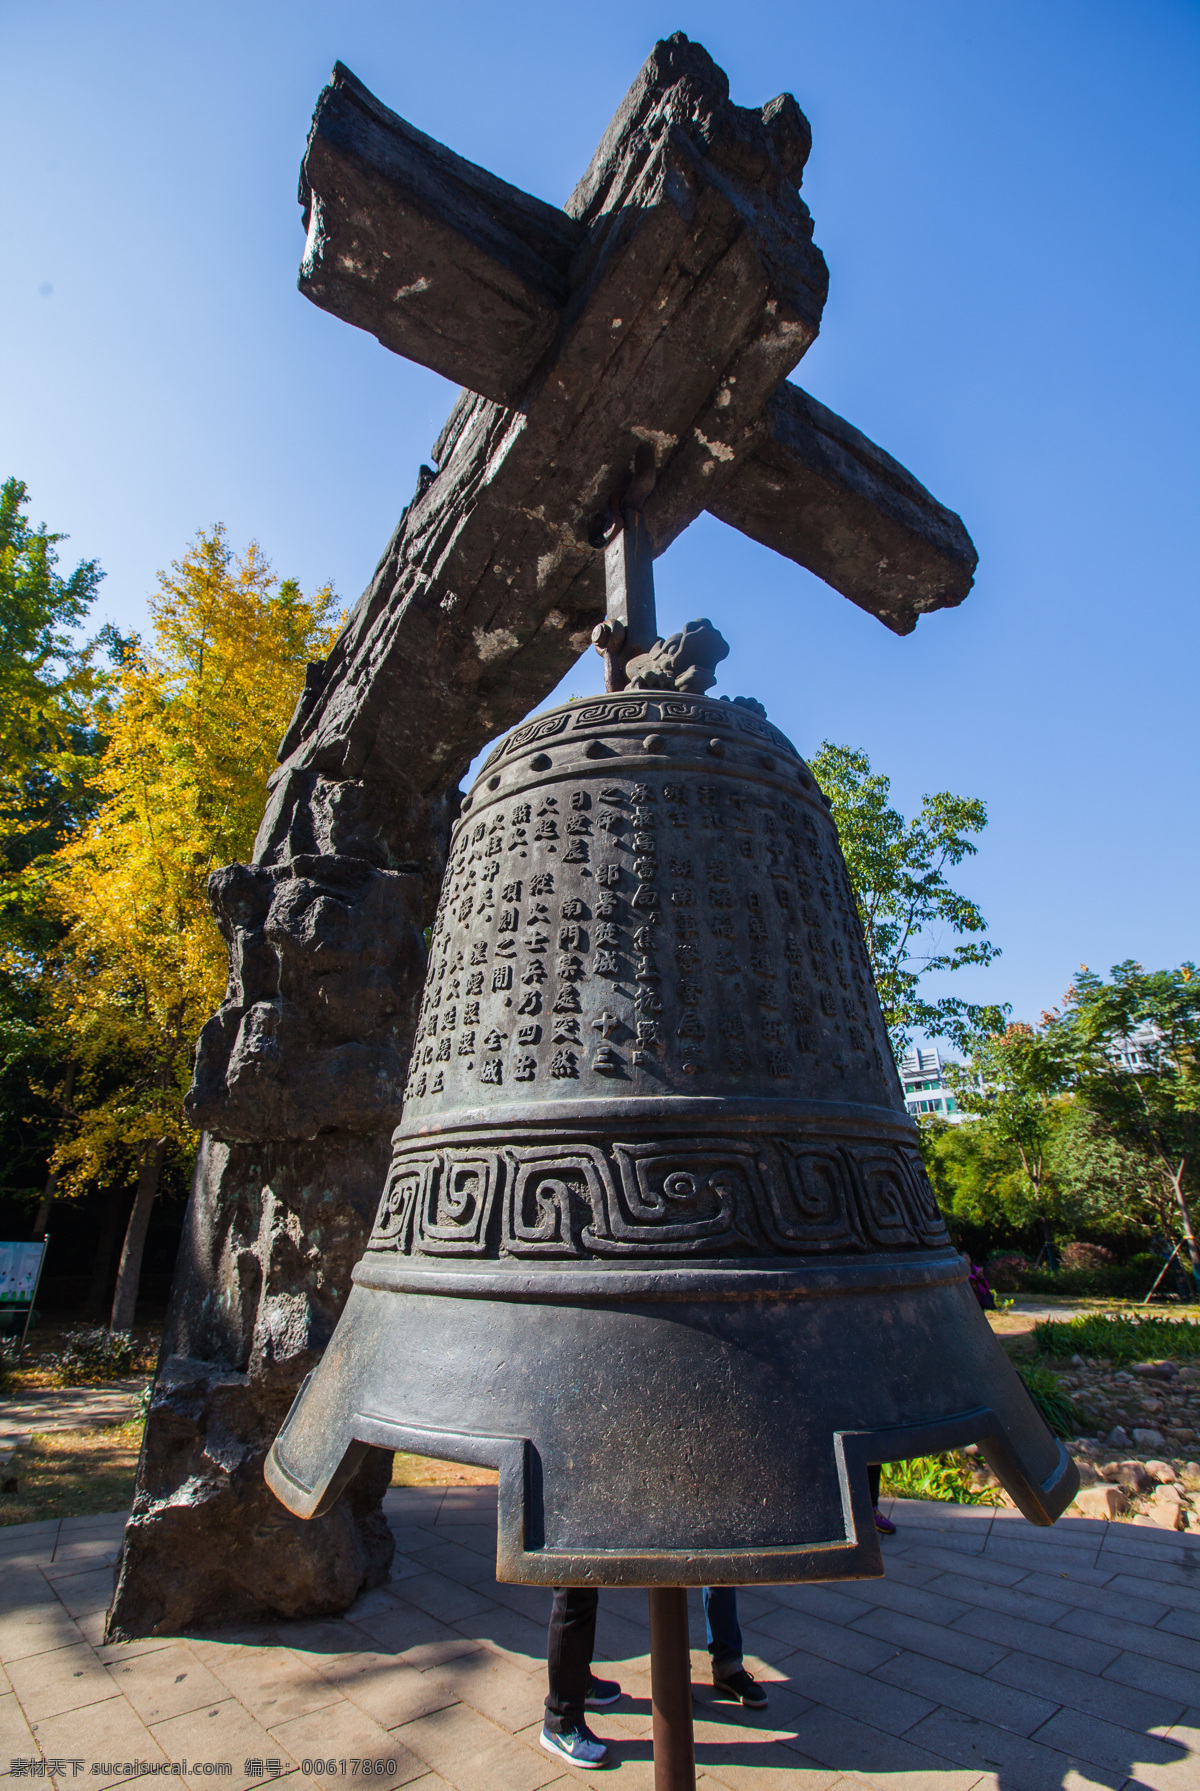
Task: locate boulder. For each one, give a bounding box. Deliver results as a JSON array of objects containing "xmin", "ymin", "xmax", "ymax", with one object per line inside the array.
[
  {"xmin": 1131, "ymin": 1427, "xmax": 1166, "ymax": 1450},
  {"xmin": 1071, "ymin": 1484, "xmax": 1127, "ymax": 1520},
  {"xmin": 1107, "ymin": 1426, "xmax": 1132, "ymax": 1448},
  {"xmin": 1145, "ymin": 1460, "xmax": 1179, "ymax": 1484}
]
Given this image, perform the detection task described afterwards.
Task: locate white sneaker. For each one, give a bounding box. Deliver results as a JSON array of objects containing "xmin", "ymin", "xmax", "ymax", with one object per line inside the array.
[{"xmin": 540, "ymin": 1723, "xmax": 609, "ymax": 1768}]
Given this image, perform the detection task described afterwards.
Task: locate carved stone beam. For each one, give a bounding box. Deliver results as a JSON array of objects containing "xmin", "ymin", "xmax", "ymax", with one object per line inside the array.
[{"xmin": 710, "ymin": 383, "xmax": 978, "ymax": 635}]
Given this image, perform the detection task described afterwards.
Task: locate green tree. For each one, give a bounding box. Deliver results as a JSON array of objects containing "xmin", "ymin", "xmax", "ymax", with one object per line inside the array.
[
  {"xmin": 0, "ymin": 479, "xmax": 109, "ymax": 1234},
  {"xmin": 810, "ymin": 743, "xmax": 1005, "ymax": 1053},
  {"xmin": 1058, "ymin": 961, "xmax": 1200, "ymax": 1285},
  {"xmin": 0, "ymin": 477, "xmax": 107, "ymax": 871},
  {"xmin": 950, "ymin": 1023, "xmax": 1075, "ymax": 1264}
]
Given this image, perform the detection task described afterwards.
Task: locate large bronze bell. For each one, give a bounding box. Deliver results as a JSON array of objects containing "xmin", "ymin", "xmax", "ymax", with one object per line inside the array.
[{"xmin": 266, "ymin": 661, "xmax": 1077, "ymax": 1584}]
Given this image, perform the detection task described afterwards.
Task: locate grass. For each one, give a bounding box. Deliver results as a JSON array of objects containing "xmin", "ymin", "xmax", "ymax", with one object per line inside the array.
[
  {"xmin": 1017, "ymin": 1363, "xmax": 1079, "ymax": 1435},
  {"xmin": 879, "ymin": 1451, "xmax": 1000, "ymax": 1506},
  {"xmin": 1034, "ymin": 1311, "xmax": 1200, "ymax": 1364},
  {"xmin": 391, "ymin": 1451, "xmax": 497, "ymax": 1487},
  {"xmin": 0, "ymin": 1420, "xmax": 143, "ymax": 1526}
]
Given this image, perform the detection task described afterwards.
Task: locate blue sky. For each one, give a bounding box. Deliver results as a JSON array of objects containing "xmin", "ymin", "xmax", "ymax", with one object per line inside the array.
[{"xmin": 2, "ymin": 0, "xmax": 1196, "ymax": 1038}]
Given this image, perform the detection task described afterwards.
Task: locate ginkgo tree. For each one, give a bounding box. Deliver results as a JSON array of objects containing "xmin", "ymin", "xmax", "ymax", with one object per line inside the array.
[{"xmin": 44, "ymin": 526, "xmax": 339, "ymax": 1329}]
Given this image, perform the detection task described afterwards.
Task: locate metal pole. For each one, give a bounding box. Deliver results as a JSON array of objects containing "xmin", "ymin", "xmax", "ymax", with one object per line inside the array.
[
  {"xmin": 648, "ymin": 1586, "xmax": 696, "ymax": 1791},
  {"xmin": 19, "ymin": 1235, "xmax": 49, "ymax": 1352}
]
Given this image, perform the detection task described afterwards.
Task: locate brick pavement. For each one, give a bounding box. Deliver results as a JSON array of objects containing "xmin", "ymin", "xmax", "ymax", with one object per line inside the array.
[{"xmin": 0, "ymin": 1490, "xmax": 1197, "ymax": 1791}]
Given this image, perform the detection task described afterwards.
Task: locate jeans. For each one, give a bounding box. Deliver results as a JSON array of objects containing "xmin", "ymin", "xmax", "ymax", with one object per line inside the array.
[
  {"xmin": 702, "ymin": 1586, "xmax": 743, "ymax": 1676},
  {"xmin": 544, "ymin": 1587, "xmax": 598, "ymax": 1733}
]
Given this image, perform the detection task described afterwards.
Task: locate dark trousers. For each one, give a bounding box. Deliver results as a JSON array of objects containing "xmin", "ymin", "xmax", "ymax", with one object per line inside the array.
[
  {"xmin": 545, "ymin": 1587, "xmax": 598, "ymax": 1733},
  {"xmin": 868, "ymin": 1463, "xmax": 881, "ymax": 1506},
  {"xmin": 702, "ymin": 1586, "xmax": 743, "ymax": 1676}
]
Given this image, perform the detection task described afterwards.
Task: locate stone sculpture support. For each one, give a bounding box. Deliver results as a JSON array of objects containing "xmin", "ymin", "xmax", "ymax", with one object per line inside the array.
[{"xmin": 108, "ymin": 34, "xmax": 976, "ymax": 1637}]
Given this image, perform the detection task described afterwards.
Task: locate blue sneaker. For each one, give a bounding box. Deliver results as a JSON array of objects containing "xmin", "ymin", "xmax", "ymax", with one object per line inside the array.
[
  {"xmin": 540, "ymin": 1723, "xmax": 609, "ymax": 1768},
  {"xmin": 585, "ymin": 1675, "xmax": 622, "ymax": 1707}
]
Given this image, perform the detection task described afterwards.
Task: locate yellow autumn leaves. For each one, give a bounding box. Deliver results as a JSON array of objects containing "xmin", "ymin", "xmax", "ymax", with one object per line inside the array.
[{"xmin": 41, "ymin": 526, "xmax": 340, "ymax": 1196}]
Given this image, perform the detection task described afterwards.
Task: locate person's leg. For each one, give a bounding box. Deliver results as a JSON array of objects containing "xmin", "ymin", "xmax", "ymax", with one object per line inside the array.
[
  {"xmin": 869, "ymin": 1463, "xmax": 896, "ymax": 1533},
  {"xmin": 545, "ymin": 1587, "xmax": 599, "ymax": 1735},
  {"xmin": 704, "ymin": 1587, "xmax": 769, "ymax": 1708},
  {"xmin": 703, "ymin": 1586, "xmax": 743, "ymax": 1677}
]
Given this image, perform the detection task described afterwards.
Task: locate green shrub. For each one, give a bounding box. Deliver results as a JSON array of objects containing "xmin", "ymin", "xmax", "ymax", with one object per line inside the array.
[
  {"xmin": 1017, "ymin": 1364, "xmax": 1078, "ymax": 1436},
  {"xmin": 878, "ymin": 1452, "xmax": 1000, "ymax": 1505},
  {"xmin": 1033, "ymin": 1311, "xmax": 1200, "ymax": 1364},
  {"xmin": 48, "ymin": 1328, "xmax": 141, "ymax": 1386}
]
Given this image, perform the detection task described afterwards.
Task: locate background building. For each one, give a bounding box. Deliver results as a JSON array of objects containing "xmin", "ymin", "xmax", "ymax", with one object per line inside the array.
[{"xmin": 899, "ymin": 1047, "xmax": 964, "ymax": 1122}]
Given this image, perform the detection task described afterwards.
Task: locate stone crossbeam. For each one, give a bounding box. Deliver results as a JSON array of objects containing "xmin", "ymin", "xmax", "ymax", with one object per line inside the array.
[{"xmin": 278, "ymin": 38, "xmax": 975, "ymax": 810}]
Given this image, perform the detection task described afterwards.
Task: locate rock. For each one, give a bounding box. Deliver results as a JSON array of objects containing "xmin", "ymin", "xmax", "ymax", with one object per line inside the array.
[
  {"xmin": 1145, "ymin": 1460, "xmax": 1179, "ymax": 1483},
  {"xmin": 1072, "ymin": 1484, "xmax": 1127, "ymax": 1520},
  {"xmin": 1107, "ymin": 1426, "xmax": 1132, "ymax": 1448},
  {"xmin": 1131, "ymin": 1427, "xmax": 1166, "ymax": 1450},
  {"xmin": 1133, "ymin": 1361, "xmax": 1177, "ymax": 1381},
  {"xmin": 1070, "ymin": 1353, "xmax": 1085, "ymax": 1366},
  {"xmin": 1152, "ymin": 1483, "xmax": 1183, "ymax": 1505},
  {"xmin": 1143, "ymin": 1500, "xmax": 1185, "ymax": 1531},
  {"xmin": 1104, "ymin": 1460, "xmax": 1153, "ymax": 1492}
]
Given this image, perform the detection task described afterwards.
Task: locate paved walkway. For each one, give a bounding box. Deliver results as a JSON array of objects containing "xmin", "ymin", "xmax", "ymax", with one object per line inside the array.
[
  {"xmin": 0, "ymin": 1383, "xmax": 147, "ymax": 1449},
  {"xmin": 1, "ymin": 1490, "xmax": 1198, "ymax": 1791}
]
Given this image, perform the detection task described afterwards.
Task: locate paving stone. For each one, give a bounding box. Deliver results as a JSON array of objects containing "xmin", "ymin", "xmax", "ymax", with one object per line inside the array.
[
  {"xmin": 344, "ymin": 1586, "xmax": 405, "ymax": 1623},
  {"xmin": 149, "ymin": 1694, "xmax": 296, "ymax": 1791},
  {"xmin": 395, "ymin": 1699, "xmax": 558, "ymax": 1791},
  {"xmin": 951, "ymin": 1606, "xmax": 1120, "ymax": 1675},
  {"xmin": 315, "ymin": 1651, "xmax": 457, "ymax": 1729},
  {"xmin": 1, "ymin": 1606, "xmax": 112, "ymax": 1666},
  {"xmin": 874, "ymin": 1648, "xmax": 1058, "ymax": 1736},
  {"xmin": 269, "ymin": 1697, "xmax": 427, "ymax": 1788},
  {"xmin": 1010, "ymin": 1566, "xmax": 1172, "ymax": 1626},
  {"xmin": 781, "ymin": 1702, "xmax": 982, "ymax": 1788},
  {"xmin": 979, "ymin": 1536, "xmax": 1103, "ymax": 1577},
  {"xmin": 0, "ymin": 1688, "xmax": 38, "ymax": 1766},
  {"xmin": 1055, "ymin": 1606, "xmax": 1200, "ymax": 1671},
  {"xmin": 386, "ymin": 1573, "xmax": 497, "ymax": 1626},
  {"xmin": 25, "ymin": 1689, "xmax": 168, "ymax": 1789},
  {"xmin": 747, "ymin": 1607, "xmax": 900, "ymax": 1674},
  {"xmin": 106, "ymin": 1640, "xmax": 229, "ymax": 1722},
  {"xmin": 1107, "ymin": 1565, "xmax": 1200, "ymax": 1612},
  {"xmin": 904, "ymin": 1705, "xmax": 1091, "ymax": 1791},
  {"xmin": 47, "ymin": 1565, "xmax": 116, "ymax": 1618},
  {"xmin": 1031, "ymin": 1704, "xmax": 1191, "ymax": 1778},
  {"xmin": 688, "ymin": 1711, "xmax": 843, "ymax": 1790},
  {"xmin": 449, "ymin": 1604, "xmax": 550, "ymax": 1674},
  {"xmin": 354, "ymin": 1604, "xmax": 483, "ymax": 1671},
  {"xmin": 1154, "ymin": 1605, "xmax": 1200, "ymax": 1641},
  {"xmin": 422, "ymin": 1649, "xmax": 545, "ymax": 1732},
  {"xmin": 987, "ymin": 1649, "xmax": 1186, "ymax": 1733},
  {"xmin": 405, "ymin": 1542, "xmax": 497, "ymax": 1588},
  {"xmin": 206, "ymin": 1643, "xmax": 347, "ymax": 1726},
  {"xmin": 42, "ymin": 1536, "xmax": 122, "ymax": 1581},
  {"xmin": 57, "ymin": 1511, "xmax": 129, "ymax": 1538},
  {"xmin": 921, "ymin": 1569, "xmax": 1073, "ymax": 1626},
  {"xmin": 7, "ymin": 1640, "xmax": 116, "ymax": 1718},
  {"xmin": 1103, "ymin": 1650, "xmax": 1200, "ymax": 1710},
  {"xmin": 770, "ymin": 1584, "xmax": 879, "ymax": 1627},
  {"xmin": 770, "ymin": 1647, "xmax": 937, "ymax": 1737},
  {"xmin": 848, "ymin": 1608, "xmax": 1009, "ymax": 1676},
  {"xmin": 892, "ymin": 1544, "xmax": 1029, "ymax": 1589},
  {"xmin": 267, "ymin": 1619, "xmax": 371, "ymax": 1662},
  {"xmin": 833, "ymin": 1577, "xmax": 976, "ymax": 1628}
]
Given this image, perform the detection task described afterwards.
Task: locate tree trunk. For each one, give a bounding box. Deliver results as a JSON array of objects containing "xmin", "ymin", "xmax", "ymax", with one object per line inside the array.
[
  {"xmin": 1168, "ymin": 1161, "xmax": 1199, "ymax": 1290},
  {"xmin": 31, "ymin": 1169, "xmax": 58, "ymax": 1239},
  {"xmin": 109, "ymin": 1140, "xmax": 166, "ymax": 1333},
  {"xmin": 85, "ymin": 1185, "xmax": 130, "ymax": 1321}
]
